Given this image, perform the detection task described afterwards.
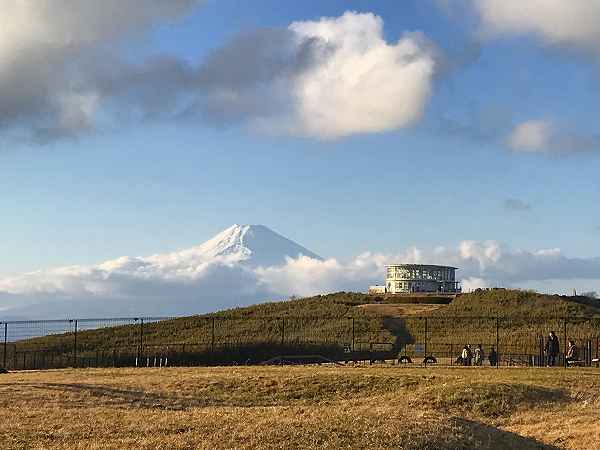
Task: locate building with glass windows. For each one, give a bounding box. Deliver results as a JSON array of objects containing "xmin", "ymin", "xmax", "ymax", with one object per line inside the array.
[{"xmin": 368, "ymin": 264, "xmax": 460, "ymax": 294}]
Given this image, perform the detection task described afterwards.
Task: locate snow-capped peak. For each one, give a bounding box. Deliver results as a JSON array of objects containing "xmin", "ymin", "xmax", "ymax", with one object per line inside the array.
[
  {"xmin": 186, "ymin": 224, "xmax": 322, "ymax": 267},
  {"xmin": 123, "ymin": 224, "xmax": 323, "ymax": 273}
]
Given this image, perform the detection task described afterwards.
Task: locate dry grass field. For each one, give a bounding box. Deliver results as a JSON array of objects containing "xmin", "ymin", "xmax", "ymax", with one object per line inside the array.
[
  {"xmin": 358, "ymin": 303, "xmax": 445, "ymax": 317},
  {"xmin": 1, "ymin": 366, "xmax": 599, "ymax": 450}
]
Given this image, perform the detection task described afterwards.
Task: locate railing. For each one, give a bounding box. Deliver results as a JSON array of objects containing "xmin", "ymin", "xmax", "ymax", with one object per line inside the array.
[{"xmin": 1, "ymin": 315, "xmax": 599, "ymax": 370}]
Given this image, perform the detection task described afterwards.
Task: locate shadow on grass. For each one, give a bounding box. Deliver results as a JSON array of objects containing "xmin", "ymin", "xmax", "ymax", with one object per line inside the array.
[
  {"xmin": 382, "ymin": 317, "xmax": 415, "ymax": 352},
  {"xmin": 448, "ymin": 417, "xmax": 561, "ymax": 450}
]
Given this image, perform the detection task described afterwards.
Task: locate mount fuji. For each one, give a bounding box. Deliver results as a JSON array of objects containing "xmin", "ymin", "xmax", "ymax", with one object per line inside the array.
[
  {"xmin": 0, "ymin": 225, "xmax": 326, "ymax": 318},
  {"xmin": 162, "ymin": 224, "xmax": 322, "ymax": 268}
]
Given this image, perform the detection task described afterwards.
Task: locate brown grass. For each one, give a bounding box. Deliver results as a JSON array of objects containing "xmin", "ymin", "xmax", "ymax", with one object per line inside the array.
[
  {"xmin": 0, "ymin": 366, "xmax": 598, "ymax": 449},
  {"xmin": 358, "ymin": 303, "xmax": 445, "ymax": 317}
]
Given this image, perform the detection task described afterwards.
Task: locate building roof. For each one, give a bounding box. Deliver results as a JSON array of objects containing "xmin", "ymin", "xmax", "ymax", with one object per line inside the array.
[{"xmin": 385, "ymin": 264, "xmax": 458, "ymax": 270}]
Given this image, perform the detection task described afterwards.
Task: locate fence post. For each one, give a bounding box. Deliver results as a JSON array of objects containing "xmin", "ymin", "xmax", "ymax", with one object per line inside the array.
[
  {"xmin": 352, "ymin": 317, "xmax": 355, "ymax": 352},
  {"xmin": 211, "ymin": 317, "xmax": 215, "ymax": 353},
  {"xmin": 563, "ymin": 318, "xmax": 567, "ymax": 368},
  {"xmin": 73, "ymin": 320, "xmax": 78, "ymax": 368},
  {"xmin": 139, "ymin": 318, "xmax": 144, "ymax": 365},
  {"xmin": 495, "ymin": 317, "xmax": 499, "ymax": 368},
  {"xmin": 424, "ymin": 317, "xmax": 428, "ymax": 366},
  {"xmin": 3, "ymin": 322, "xmax": 7, "ymax": 369}
]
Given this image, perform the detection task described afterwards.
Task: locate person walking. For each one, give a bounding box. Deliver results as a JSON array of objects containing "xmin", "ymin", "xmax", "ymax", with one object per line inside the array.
[
  {"xmin": 474, "ymin": 344, "xmax": 484, "ymax": 366},
  {"xmin": 544, "ymin": 331, "xmax": 560, "ymax": 367},
  {"xmin": 488, "ymin": 346, "xmax": 498, "ymax": 367}
]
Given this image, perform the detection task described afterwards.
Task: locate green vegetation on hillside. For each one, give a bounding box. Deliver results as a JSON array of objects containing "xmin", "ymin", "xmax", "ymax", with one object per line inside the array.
[{"xmin": 9, "ymin": 290, "xmax": 600, "ymax": 369}]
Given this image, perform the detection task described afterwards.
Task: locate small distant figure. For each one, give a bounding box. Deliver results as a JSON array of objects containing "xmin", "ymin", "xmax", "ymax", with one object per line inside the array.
[
  {"xmin": 544, "ymin": 331, "xmax": 560, "ymax": 367},
  {"xmin": 461, "ymin": 344, "xmax": 472, "ymax": 366},
  {"xmin": 488, "ymin": 346, "xmax": 498, "ymax": 367},
  {"xmin": 566, "ymin": 340, "xmax": 579, "ymax": 365},
  {"xmin": 474, "ymin": 344, "xmax": 484, "ymax": 366}
]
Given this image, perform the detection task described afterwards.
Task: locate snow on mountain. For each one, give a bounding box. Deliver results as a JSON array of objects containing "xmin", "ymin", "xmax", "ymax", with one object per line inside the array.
[
  {"xmin": 188, "ymin": 224, "xmax": 322, "ymax": 267},
  {"xmin": 2, "ymin": 224, "xmax": 600, "ymax": 318},
  {"xmin": 0, "ymin": 225, "xmax": 325, "ymax": 317},
  {"xmin": 93, "ymin": 224, "xmax": 323, "ymax": 275}
]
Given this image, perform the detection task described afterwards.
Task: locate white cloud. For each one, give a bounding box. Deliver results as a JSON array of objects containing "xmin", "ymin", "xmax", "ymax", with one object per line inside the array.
[
  {"xmin": 506, "ymin": 119, "xmax": 600, "ymax": 153},
  {"xmin": 197, "ymin": 12, "xmax": 438, "ymax": 139},
  {"xmin": 507, "ymin": 120, "xmax": 552, "ymax": 151},
  {"xmin": 461, "ymin": 277, "xmax": 492, "ymax": 292},
  {"xmin": 0, "ymin": 8, "xmax": 439, "ymax": 142},
  {"xmin": 0, "ymin": 1, "xmax": 198, "ymax": 52},
  {"xmin": 284, "ymin": 12, "xmax": 437, "ymax": 138},
  {"xmin": 2, "ymin": 239, "xmax": 600, "ymax": 318},
  {"xmin": 471, "ymin": 0, "xmax": 600, "ymax": 48}
]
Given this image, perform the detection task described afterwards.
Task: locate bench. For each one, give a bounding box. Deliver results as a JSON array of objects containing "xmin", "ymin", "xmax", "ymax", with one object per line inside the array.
[{"xmin": 422, "ymin": 356, "xmax": 437, "ymax": 365}]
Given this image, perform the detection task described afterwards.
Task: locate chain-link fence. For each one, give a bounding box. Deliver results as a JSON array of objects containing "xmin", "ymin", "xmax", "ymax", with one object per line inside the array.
[{"xmin": 1, "ymin": 315, "xmax": 599, "ymax": 370}]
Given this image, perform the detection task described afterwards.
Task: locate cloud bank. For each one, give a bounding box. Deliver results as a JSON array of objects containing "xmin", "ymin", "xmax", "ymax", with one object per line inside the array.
[
  {"xmin": 2, "ymin": 240, "xmax": 600, "ymax": 318},
  {"xmin": 0, "ymin": 0, "xmax": 201, "ymax": 142},
  {"xmin": 0, "ymin": 7, "xmax": 439, "ymax": 142},
  {"xmin": 160, "ymin": 11, "xmax": 440, "ymax": 139}
]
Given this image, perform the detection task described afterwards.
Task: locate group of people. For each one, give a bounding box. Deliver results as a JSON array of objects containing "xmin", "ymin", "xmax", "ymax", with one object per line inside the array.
[
  {"xmin": 544, "ymin": 330, "xmax": 580, "ymax": 366},
  {"xmin": 459, "ymin": 344, "xmax": 497, "ymax": 366},
  {"xmin": 457, "ymin": 332, "xmax": 581, "ymax": 367}
]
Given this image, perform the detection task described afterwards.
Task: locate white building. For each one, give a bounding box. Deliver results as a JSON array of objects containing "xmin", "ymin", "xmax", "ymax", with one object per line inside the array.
[{"xmin": 369, "ymin": 264, "xmax": 461, "ymax": 294}]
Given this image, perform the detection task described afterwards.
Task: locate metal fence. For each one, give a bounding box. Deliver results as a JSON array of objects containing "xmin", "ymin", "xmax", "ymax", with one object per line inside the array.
[{"xmin": 1, "ymin": 315, "xmax": 599, "ymax": 370}]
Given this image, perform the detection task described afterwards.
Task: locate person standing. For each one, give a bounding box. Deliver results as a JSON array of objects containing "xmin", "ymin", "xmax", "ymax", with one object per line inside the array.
[
  {"xmin": 544, "ymin": 331, "xmax": 560, "ymax": 367},
  {"xmin": 474, "ymin": 344, "xmax": 484, "ymax": 366},
  {"xmin": 461, "ymin": 345, "xmax": 472, "ymax": 366},
  {"xmin": 566, "ymin": 340, "xmax": 579, "ymax": 365}
]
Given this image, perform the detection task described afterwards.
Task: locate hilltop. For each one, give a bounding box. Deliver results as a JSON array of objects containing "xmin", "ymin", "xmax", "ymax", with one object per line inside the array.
[{"xmin": 13, "ymin": 289, "xmax": 600, "ymax": 366}]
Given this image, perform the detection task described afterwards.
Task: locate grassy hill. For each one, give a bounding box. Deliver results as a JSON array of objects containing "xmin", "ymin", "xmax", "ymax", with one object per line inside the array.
[{"xmin": 9, "ymin": 289, "xmax": 600, "ymax": 368}]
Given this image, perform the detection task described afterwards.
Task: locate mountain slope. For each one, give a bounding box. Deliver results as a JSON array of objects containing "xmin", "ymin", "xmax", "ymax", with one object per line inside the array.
[{"xmin": 168, "ymin": 224, "xmax": 322, "ymax": 268}]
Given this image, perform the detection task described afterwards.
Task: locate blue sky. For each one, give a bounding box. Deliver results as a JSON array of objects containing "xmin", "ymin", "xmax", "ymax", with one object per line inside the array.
[{"xmin": 1, "ymin": 0, "xmax": 600, "ymax": 279}]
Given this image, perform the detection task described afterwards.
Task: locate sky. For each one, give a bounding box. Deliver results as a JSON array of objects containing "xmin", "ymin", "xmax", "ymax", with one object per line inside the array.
[{"xmin": 1, "ymin": 0, "xmax": 600, "ymax": 316}]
